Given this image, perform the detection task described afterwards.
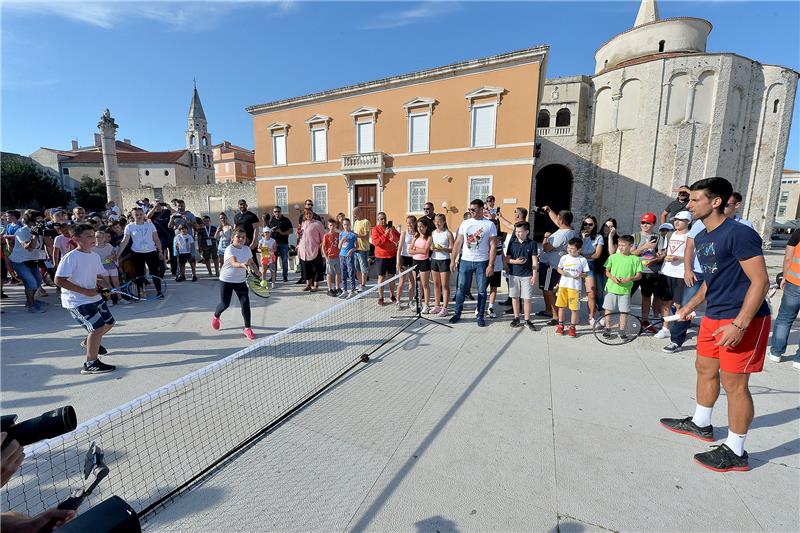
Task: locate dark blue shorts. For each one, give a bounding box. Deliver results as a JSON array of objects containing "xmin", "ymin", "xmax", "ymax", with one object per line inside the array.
[{"xmin": 68, "ymin": 300, "xmax": 115, "ymax": 332}]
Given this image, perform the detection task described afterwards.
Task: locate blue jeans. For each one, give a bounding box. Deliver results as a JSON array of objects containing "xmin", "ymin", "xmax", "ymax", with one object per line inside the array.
[
  {"xmin": 11, "ymin": 261, "xmax": 42, "ymax": 291},
  {"xmin": 670, "ymin": 271, "xmax": 703, "ymax": 346},
  {"xmin": 454, "ymin": 260, "xmax": 489, "ymax": 317},
  {"xmin": 276, "ymin": 244, "xmax": 289, "ymax": 281},
  {"xmin": 340, "ymin": 255, "xmax": 356, "ymax": 291},
  {"xmin": 770, "ymin": 282, "xmax": 800, "ymax": 358}
]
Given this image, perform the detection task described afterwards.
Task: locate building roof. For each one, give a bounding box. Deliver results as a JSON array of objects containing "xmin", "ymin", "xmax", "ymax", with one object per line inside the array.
[
  {"xmin": 189, "ymin": 87, "xmax": 206, "ymax": 120},
  {"xmin": 214, "ymin": 141, "xmax": 253, "ymax": 154},
  {"xmin": 63, "ymin": 150, "xmax": 188, "ymax": 164},
  {"xmin": 245, "ymin": 45, "xmax": 549, "ymax": 114}
]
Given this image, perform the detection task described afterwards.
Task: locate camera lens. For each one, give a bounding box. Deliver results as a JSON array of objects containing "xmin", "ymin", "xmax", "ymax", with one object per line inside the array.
[{"xmin": 9, "ymin": 406, "xmax": 77, "ymax": 446}]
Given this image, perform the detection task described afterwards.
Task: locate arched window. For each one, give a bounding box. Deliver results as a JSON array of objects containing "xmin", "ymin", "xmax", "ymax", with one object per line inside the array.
[
  {"xmin": 190, "ymin": 134, "xmax": 195, "ymax": 146},
  {"xmin": 555, "ymin": 108, "xmax": 571, "ymax": 127},
  {"xmin": 774, "ymin": 99, "xmax": 780, "ymax": 113},
  {"xmin": 537, "ymin": 109, "xmax": 550, "ymax": 128},
  {"xmin": 658, "ymin": 40, "xmax": 665, "ymax": 52},
  {"xmin": 604, "ymin": 60, "xmax": 608, "ymax": 68},
  {"xmin": 202, "ymin": 137, "xmax": 208, "ymax": 147},
  {"xmin": 164, "ymin": 170, "xmax": 169, "ymax": 176},
  {"xmin": 145, "ymin": 170, "xmax": 150, "ymax": 176}
]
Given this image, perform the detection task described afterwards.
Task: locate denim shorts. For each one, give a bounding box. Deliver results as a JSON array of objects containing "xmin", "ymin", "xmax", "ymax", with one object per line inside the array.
[
  {"xmin": 11, "ymin": 261, "xmax": 42, "ymax": 291},
  {"xmin": 327, "ymin": 258, "xmax": 341, "ymax": 275},
  {"xmin": 355, "ymin": 251, "xmax": 369, "ymax": 273}
]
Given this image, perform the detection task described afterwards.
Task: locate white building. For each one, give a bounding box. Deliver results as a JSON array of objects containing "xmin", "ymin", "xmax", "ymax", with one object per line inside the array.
[{"xmin": 532, "ymin": 0, "xmax": 798, "ymax": 240}]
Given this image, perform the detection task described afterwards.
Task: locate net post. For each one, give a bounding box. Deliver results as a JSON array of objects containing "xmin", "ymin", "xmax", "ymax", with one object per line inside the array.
[{"xmin": 360, "ymin": 353, "xmax": 370, "ymax": 363}]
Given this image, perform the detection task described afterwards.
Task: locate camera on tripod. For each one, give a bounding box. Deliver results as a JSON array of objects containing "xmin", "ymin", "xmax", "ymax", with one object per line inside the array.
[{"xmin": 1, "ymin": 406, "xmax": 77, "ymax": 447}]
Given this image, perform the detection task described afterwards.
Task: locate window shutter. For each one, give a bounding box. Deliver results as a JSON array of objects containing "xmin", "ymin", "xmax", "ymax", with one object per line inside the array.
[
  {"xmin": 275, "ymin": 187, "xmax": 288, "ymax": 211},
  {"xmin": 410, "ymin": 114, "xmax": 429, "ymax": 153},
  {"xmin": 312, "ymin": 129, "xmax": 327, "ymax": 162},
  {"xmin": 313, "ymin": 185, "xmax": 327, "ymax": 214},
  {"xmin": 469, "ymin": 177, "xmax": 492, "ymax": 201},
  {"xmin": 274, "ymin": 135, "xmax": 286, "ymax": 165},
  {"xmin": 409, "ymin": 181, "xmax": 427, "ymax": 212},
  {"xmin": 472, "ymin": 105, "xmax": 496, "ymax": 147},
  {"xmin": 357, "ymin": 122, "xmax": 374, "ymax": 153}
]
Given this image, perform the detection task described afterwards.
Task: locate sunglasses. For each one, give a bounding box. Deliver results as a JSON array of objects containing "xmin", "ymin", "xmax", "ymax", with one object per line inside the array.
[
  {"xmin": 640, "ymin": 221, "xmax": 653, "ymax": 225},
  {"xmin": 424, "ymin": 207, "xmax": 433, "ymax": 211},
  {"xmin": 468, "ymin": 208, "xmax": 478, "ymax": 212},
  {"xmin": 582, "ymin": 222, "xmax": 594, "ymax": 227}
]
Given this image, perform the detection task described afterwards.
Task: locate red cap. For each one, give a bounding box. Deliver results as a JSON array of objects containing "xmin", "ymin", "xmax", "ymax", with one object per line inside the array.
[{"xmin": 640, "ymin": 212, "xmax": 656, "ymax": 224}]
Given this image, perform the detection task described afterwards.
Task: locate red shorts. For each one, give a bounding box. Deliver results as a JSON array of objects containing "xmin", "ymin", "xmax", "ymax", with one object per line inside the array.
[{"xmin": 696, "ymin": 315, "xmax": 771, "ymax": 374}]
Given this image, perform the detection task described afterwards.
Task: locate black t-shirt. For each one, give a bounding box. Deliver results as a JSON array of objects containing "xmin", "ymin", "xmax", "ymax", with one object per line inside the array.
[
  {"xmin": 788, "ymin": 229, "xmax": 800, "ymax": 247},
  {"xmin": 506, "ymin": 237, "xmax": 538, "ymax": 277},
  {"xmin": 151, "ymin": 210, "xmax": 174, "ymax": 245},
  {"xmin": 664, "ymin": 199, "xmax": 688, "ymax": 220},
  {"xmin": 234, "ymin": 210, "xmax": 260, "ymax": 242},
  {"xmin": 268, "ymin": 216, "xmax": 293, "ymax": 245}
]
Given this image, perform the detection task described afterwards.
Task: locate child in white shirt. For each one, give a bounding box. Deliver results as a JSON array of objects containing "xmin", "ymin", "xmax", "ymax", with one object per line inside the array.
[
  {"xmin": 257, "ymin": 227, "xmax": 277, "ymax": 287},
  {"xmin": 174, "ymin": 224, "xmax": 197, "ymax": 282},
  {"xmin": 555, "ymin": 237, "xmax": 590, "ymax": 337}
]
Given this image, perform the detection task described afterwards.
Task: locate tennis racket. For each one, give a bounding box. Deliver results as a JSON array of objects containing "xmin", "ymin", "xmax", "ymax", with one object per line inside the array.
[
  {"xmin": 593, "ymin": 312, "xmax": 696, "ymax": 345},
  {"xmin": 246, "ymin": 268, "xmax": 270, "ymax": 299},
  {"xmin": 100, "ymin": 275, "xmax": 167, "ymax": 302}
]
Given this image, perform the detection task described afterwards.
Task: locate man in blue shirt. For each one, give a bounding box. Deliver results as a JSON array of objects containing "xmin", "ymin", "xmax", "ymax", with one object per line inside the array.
[{"xmin": 660, "ymin": 178, "xmax": 770, "ymax": 473}]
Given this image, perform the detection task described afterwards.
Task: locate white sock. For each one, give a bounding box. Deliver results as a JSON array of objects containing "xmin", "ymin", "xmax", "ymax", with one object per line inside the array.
[
  {"xmin": 692, "ymin": 404, "xmax": 713, "ymax": 427},
  {"xmin": 725, "ymin": 430, "xmax": 747, "ymax": 456}
]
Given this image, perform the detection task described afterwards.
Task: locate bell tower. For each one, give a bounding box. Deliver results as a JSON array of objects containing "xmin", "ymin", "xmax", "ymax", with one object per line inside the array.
[{"xmin": 186, "ymin": 82, "xmax": 214, "ymax": 184}]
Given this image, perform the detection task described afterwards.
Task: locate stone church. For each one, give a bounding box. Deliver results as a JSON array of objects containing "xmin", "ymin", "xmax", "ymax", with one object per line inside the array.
[{"xmin": 532, "ymin": 0, "xmax": 798, "ymax": 240}]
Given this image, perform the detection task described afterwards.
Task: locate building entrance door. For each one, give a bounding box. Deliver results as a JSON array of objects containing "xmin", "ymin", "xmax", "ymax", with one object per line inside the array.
[
  {"xmin": 354, "ymin": 184, "xmax": 377, "ymax": 226},
  {"xmin": 533, "ymin": 164, "xmax": 573, "ymax": 241}
]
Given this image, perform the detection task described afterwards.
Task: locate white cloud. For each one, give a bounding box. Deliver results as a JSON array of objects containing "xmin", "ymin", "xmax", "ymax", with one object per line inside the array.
[
  {"xmin": 360, "ymin": 1, "xmax": 460, "ymax": 30},
  {"xmin": 3, "ymin": 1, "xmax": 296, "ymax": 30}
]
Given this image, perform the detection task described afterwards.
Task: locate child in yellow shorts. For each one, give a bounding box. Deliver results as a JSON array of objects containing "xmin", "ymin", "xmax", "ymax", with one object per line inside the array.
[{"xmin": 555, "ymin": 238, "xmax": 590, "ymax": 337}]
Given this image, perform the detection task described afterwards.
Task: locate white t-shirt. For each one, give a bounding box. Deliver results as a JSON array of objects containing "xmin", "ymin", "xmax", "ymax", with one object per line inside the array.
[
  {"xmin": 124, "ymin": 222, "xmax": 157, "ymax": 253},
  {"xmin": 557, "ymin": 254, "xmax": 589, "ymax": 290},
  {"xmin": 55, "ymin": 249, "xmax": 104, "ymax": 308},
  {"xmin": 219, "ymin": 244, "xmax": 252, "ymax": 283},
  {"xmin": 660, "ymin": 231, "xmax": 689, "ymax": 278},
  {"xmin": 543, "ymin": 228, "xmax": 579, "ymax": 266},
  {"xmin": 431, "ymin": 229, "xmax": 451, "ymax": 260},
  {"xmin": 457, "ymin": 218, "xmax": 497, "ymax": 262}
]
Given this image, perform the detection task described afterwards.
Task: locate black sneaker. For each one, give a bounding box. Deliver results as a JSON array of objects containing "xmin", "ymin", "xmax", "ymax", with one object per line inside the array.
[
  {"xmin": 466, "ymin": 293, "xmax": 475, "ymax": 301},
  {"xmin": 510, "ymin": 318, "xmax": 522, "ymax": 328},
  {"xmin": 602, "ymin": 329, "xmax": 612, "ymax": 339},
  {"xmin": 525, "ymin": 320, "xmax": 538, "ymax": 332},
  {"xmin": 659, "ymin": 416, "xmax": 714, "ymax": 442},
  {"xmin": 449, "ymin": 314, "xmax": 461, "ymax": 324},
  {"xmin": 547, "ymin": 318, "xmax": 559, "ymax": 327},
  {"xmin": 662, "ymin": 342, "xmax": 682, "ymax": 354},
  {"xmin": 80, "ymin": 340, "xmax": 108, "ymax": 355},
  {"xmin": 694, "ymin": 444, "xmax": 749, "ymax": 472},
  {"xmin": 81, "ymin": 359, "xmax": 116, "ymax": 375}
]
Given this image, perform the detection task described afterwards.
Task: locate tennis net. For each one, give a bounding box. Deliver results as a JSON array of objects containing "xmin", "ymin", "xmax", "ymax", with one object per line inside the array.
[{"xmin": 2, "ymin": 267, "xmax": 418, "ymax": 520}]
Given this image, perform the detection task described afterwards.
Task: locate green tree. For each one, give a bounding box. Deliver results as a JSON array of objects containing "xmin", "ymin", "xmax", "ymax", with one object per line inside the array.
[
  {"xmin": 73, "ymin": 176, "xmax": 108, "ymax": 212},
  {"xmin": 0, "ymin": 155, "xmax": 71, "ymax": 211}
]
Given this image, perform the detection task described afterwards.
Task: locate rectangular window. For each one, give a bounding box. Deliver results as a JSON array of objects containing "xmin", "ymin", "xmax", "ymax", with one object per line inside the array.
[
  {"xmin": 778, "ymin": 206, "xmax": 787, "ymax": 216},
  {"xmin": 357, "ymin": 121, "xmax": 374, "ymax": 153},
  {"xmin": 225, "ymin": 162, "xmax": 231, "ymax": 173},
  {"xmin": 780, "ymin": 191, "xmax": 789, "ymax": 202},
  {"xmin": 471, "ymin": 104, "xmax": 496, "ymax": 147},
  {"xmin": 273, "ymin": 134, "xmax": 286, "ymax": 165},
  {"xmin": 62, "ymin": 167, "xmax": 70, "ymax": 175},
  {"xmin": 468, "ymin": 176, "xmax": 493, "ymax": 204},
  {"xmin": 408, "ymin": 179, "xmax": 428, "ymax": 213},
  {"xmin": 312, "ymin": 184, "xmax": 328, "ymax": 214},
  {"xmin": 409, "ymin": 113, "xmax": 430, "ymax": 153},
  {"xmin": 312, "ymin": 128, "xmax": 327, "ymax": 162},
  {"xmin": 275, "ymin": 186, "xmax": 288, "ymax": 211}
]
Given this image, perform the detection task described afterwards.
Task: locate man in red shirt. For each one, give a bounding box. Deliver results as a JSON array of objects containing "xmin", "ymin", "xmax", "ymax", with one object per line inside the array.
[{"xmin": 371, "ymin": 211, "xmax": 400, "ymax": 306}]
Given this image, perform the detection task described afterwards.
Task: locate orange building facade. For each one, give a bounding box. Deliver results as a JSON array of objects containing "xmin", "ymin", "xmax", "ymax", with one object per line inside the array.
[
  {"xmin": 213, "ymin": 141, "xmax": 256, "ymax": 183},
  {"xmin": 246, "ymin": 46, "xmax": 548, "ymax": 228}
]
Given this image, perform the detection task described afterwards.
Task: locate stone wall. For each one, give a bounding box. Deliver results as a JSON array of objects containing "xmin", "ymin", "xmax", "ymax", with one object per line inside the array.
[{"xmin": 120, "ymin": 182, "xmax": 260, "ymax": 219}]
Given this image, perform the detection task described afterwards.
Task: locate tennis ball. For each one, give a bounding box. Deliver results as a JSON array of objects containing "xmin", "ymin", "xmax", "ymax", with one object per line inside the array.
[{"xmin": 260, "ymin": 280, "xmax": 268, "ymax": 288}]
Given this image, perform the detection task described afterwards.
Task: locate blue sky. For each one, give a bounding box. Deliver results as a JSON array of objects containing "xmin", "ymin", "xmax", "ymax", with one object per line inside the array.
[{"xmin": 3, "ymin": 1, "xmax": 799, "ymax": 168}]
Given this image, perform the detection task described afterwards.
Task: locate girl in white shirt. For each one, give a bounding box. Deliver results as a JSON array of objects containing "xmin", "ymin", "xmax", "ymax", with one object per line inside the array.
[
  {"xmin": 117, "ymin": 207, "xmax": 164, "ymax": 297},
  {"xmin": 212, "ymin": 229, "xmax": 258, "ymax": 341},
  {"xmin": 430, "ymin": 214, "xmax": 454, "ymax": 317}
]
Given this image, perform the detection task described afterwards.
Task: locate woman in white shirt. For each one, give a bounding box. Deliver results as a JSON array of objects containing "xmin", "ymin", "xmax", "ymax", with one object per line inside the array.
[
  {"xmin": 212, "ymin": 228, "xmax": 258, "ymax": 341},
  {"xmin": 117, "ymin": 207, "xmax": 164, "ymax": 297},
  {"xmin": 8, "ymin": 209, "xmax": 46, "ymax": 312}
]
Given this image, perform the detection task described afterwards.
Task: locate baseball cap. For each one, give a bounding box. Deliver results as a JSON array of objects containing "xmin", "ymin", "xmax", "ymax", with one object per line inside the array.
[
  {"xmin": 51, "ymin": 208, "xmax": 66, "ymax": 215},
  {"xmin": 640, "ymin": 212, "xmax": 656, "ymax": 224},
  {"xmin": 659, "ymin": 223, "xmax": 674, "ymax": 231},
  {"xmin": 672, "ymin": 210, "xmax": 692, "ymax": 221},
  {"xmin": 262, "ymin": 227, "xmax": 272, "ymax": 233}
]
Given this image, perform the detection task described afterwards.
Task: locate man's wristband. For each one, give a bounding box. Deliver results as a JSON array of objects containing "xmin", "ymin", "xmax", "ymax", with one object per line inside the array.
[{"xmin": 731, "ymin": 322, "xmax": 747, "ymax": 333}]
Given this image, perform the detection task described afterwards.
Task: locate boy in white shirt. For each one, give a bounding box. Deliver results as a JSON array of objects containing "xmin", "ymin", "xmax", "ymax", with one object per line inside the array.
[
  {"xmin": 258, "ymin": 227, "xmax": 277, "ymax": 288},
  {"xmin": 54, "ymin": 224, "xmax": 117, "ymax": 375},
  {"xmin": 555, "ymin": 237, "xmax": 590, "ymax": 338}
]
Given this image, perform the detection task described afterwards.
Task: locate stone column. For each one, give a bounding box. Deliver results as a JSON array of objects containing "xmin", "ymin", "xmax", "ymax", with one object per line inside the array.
[{"xmin": 98, "ymin": 109, "xmax": 122, "ymax": 207}]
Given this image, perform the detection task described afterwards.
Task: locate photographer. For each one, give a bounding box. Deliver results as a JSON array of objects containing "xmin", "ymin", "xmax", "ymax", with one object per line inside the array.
[
  {"xmin": 1, "ymin": 433, "xmax": 75, "ymax": 532},
  {"xmin": 7, "ymin": 209, "xmax": 47, "ymax": 313}
]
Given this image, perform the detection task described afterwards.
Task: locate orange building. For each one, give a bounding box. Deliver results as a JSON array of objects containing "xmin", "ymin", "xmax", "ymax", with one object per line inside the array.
[
  {"xmin": 246, "ymin": 46, "xmax": 548, "ymax": 228},
  {"xmin": 213, "ymin": 141, "xmax": 256, "ymax": 183}
]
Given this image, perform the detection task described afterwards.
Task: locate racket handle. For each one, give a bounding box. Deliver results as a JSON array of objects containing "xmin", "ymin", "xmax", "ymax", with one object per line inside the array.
[{"xmin": 663, "ymin": 311, "xmax": 696, "ymax": 323}]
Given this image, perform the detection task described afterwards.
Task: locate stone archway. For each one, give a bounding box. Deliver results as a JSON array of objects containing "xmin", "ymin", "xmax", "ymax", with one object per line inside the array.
[{"xmin": 533, "ymin": 164, "xmax": 573, "ymax": 240}]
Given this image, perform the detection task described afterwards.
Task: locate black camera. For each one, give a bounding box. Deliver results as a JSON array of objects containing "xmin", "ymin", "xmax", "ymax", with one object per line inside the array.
[
  {"xmin": 1, "ymin": 406, "xmax": 77, "ymax": 447},
  {"xmin": 29, "ymin": 222, "xmax": 47, "ymax": 236}
]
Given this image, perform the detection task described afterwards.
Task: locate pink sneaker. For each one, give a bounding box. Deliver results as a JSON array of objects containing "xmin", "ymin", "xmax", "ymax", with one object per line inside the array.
[
  {"xmin": 243, "ymin": 327, "xmax": 256, "ymax": 340},
  {"xmin": 437, "ymin": 307, "xmax": 448, "ymax": 317},
  {"xmin": 431, "ymin": 306, "xmax": 441, "ymax": 314},
  {"xmin": 211, "ymin": 316, "xmax": 221, "ymax": 330}
]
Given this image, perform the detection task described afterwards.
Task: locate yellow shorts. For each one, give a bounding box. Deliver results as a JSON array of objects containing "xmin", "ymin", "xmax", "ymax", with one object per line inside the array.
[{"xmin": 555, "ymin": 286, "xmax": 580, "ymax": 311}]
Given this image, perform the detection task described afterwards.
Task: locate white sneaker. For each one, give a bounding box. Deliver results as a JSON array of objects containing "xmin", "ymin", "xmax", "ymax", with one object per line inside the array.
[
  {"xmin": 589, "ymin": 317, "xmax": 596, "ymax": 327},
  {"xmin": 348, "ymin": 290, "xmax": 356, "ymax": 298},
  {"xmin": 654, "ymin": 327, "xmax": 670, "ymax": 339},
  {"xmin": 339, "ymin": 290, "xmax": 349, "ymax": 299},
  {"xmin": 421, "ymin": 306, "xmax": 431, "ymax": 314},
  {"xmin": 766, "ymin": 349, "xmax": 782, "ymax": 363},
  {"xmin": 474, "ymin": 308, "xmax": 479, "ymax": 317},
  {"xmin": 488, "ymin": 307, "xmax": 496, "ymax": 319}
]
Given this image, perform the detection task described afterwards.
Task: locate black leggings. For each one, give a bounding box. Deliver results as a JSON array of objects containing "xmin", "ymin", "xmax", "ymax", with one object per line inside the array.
[
  {"xmin": 215, "ymin": 281, "xmax": 251, "ymax": 328},
  {"xmin": 132, "ymin": 251, "xmax": 163, "ymax": 294}
]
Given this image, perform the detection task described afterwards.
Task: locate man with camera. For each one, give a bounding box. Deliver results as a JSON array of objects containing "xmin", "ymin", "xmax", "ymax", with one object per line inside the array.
[{"xmin": 7, "ymin": 209, "xmax": 48, "ymax": 313}]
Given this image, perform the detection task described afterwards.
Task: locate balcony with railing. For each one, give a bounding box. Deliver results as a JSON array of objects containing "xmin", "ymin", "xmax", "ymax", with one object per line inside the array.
[
  {"xmin": 341, "ymin": 152, "xmax": 386, "ymax": 174},
  {"xmin": 536, "ymin": 126, "xmax": 573, "ymax": 137}
]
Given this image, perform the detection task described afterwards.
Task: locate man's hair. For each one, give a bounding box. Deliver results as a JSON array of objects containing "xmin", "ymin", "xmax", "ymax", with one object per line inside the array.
[
  {"xmin": 203, "ymin": 215, "xmax": 210, "ymax": 220},
  {"xmin": 22, "ymin": 209, "xmax": 41, "ymax": 225},
  {"xmin": 558, "ymin": 210, "xmax": 574, "ymax": 226},
  {"xmin": 238, "ymin": 199, "xmax": 247, "ymax": 204},
  {"xmin": 689, "ymin": 177, "xmax": 733, "ymax": 213},
  {"xmin": 342, "ymin": 217, "xmax": 351, "ymax": 224},
  {"xmin": 486, "ymin": 195, "xmax": 496, "ymax": 202},
  {"xmin": 515, "ymin": 207, "xmax": 528, "ymax": 220},
  {"xmin": 424, "ymin": 202, "xmax": 434, "ymax": 208},
  {"xmin": 732, "ymin": 192, "xmax": 743, "ymax": 204},
  {"xmin": 619, "ymin": 234, "xmax": 635, "ymax": 245},
  {"xmin": 514, "ymin": 221, "xmax": 530, "ymax": 232},
  {"xmin": 470, "ymin": 198, "xmax": 485, "ymax": 208},
  {"xmin": 143, "ymin": 198, "xmax": 149, "ymax": 202},
  {"xmin": 72, "ymin": 223, "xmax": 95, "ymax": 238},
  {"xmin": 6, "ymin": 209, "xmax": 20, "ymax": 219},
  {"xmin": 567, "ymin": 237, "xmax": 583, "ymax": 248},
  {"xmin": 273, "ymin": 206, "xmax": 282, "ymax": 211}
]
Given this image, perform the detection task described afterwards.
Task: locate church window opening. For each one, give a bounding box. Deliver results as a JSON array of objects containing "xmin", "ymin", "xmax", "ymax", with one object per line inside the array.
[
  {"xmin": 99, "ymin": 170, "xmax": 104, "ymax": 176},
  {"xmin": 604, "ymin": 60, "xmax": 608, "ymax": 68},
  {"xmin": 145, "ymin": 170, "xmax": 150, "ymax": 176},
  {"xmin": 773, "ymin": 99, "xmax": 780, "ymax": 113},
  {"xmin": 202, "ymin": 137, "xmax": 208, "ymax": 147},
  {"xmin": 537, "ymin": 109, "xmax": 550, "ymax": 128},
  {"xmin": 62, "ymin": 167, "xmax": 70, "ymax": 175},
  {"xmin": 658, "ymin": 40, "xmax": 665, "ymax": 52},
  {"xmin": 555, "ymin": 108, "xmax": 571, "ymax": 127},
  {"xmin": 190, "ymin": 134, "xmax": 195, "ymax": 146},
  {"xmin": 164, "ymin": 170, "xmax": 169, "ymax": 176}
]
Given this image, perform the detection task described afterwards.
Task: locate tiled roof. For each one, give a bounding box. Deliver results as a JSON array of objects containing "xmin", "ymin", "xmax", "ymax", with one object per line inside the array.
[{"xmin": 64, "ymin": 150, "xmax": 188, "ymax": 164}]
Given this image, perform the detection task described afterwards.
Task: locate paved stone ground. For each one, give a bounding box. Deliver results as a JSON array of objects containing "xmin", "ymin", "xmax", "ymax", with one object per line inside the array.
[{"xmin": 2, "ymin": 250, "xmax": 798, "ymax": 531}]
